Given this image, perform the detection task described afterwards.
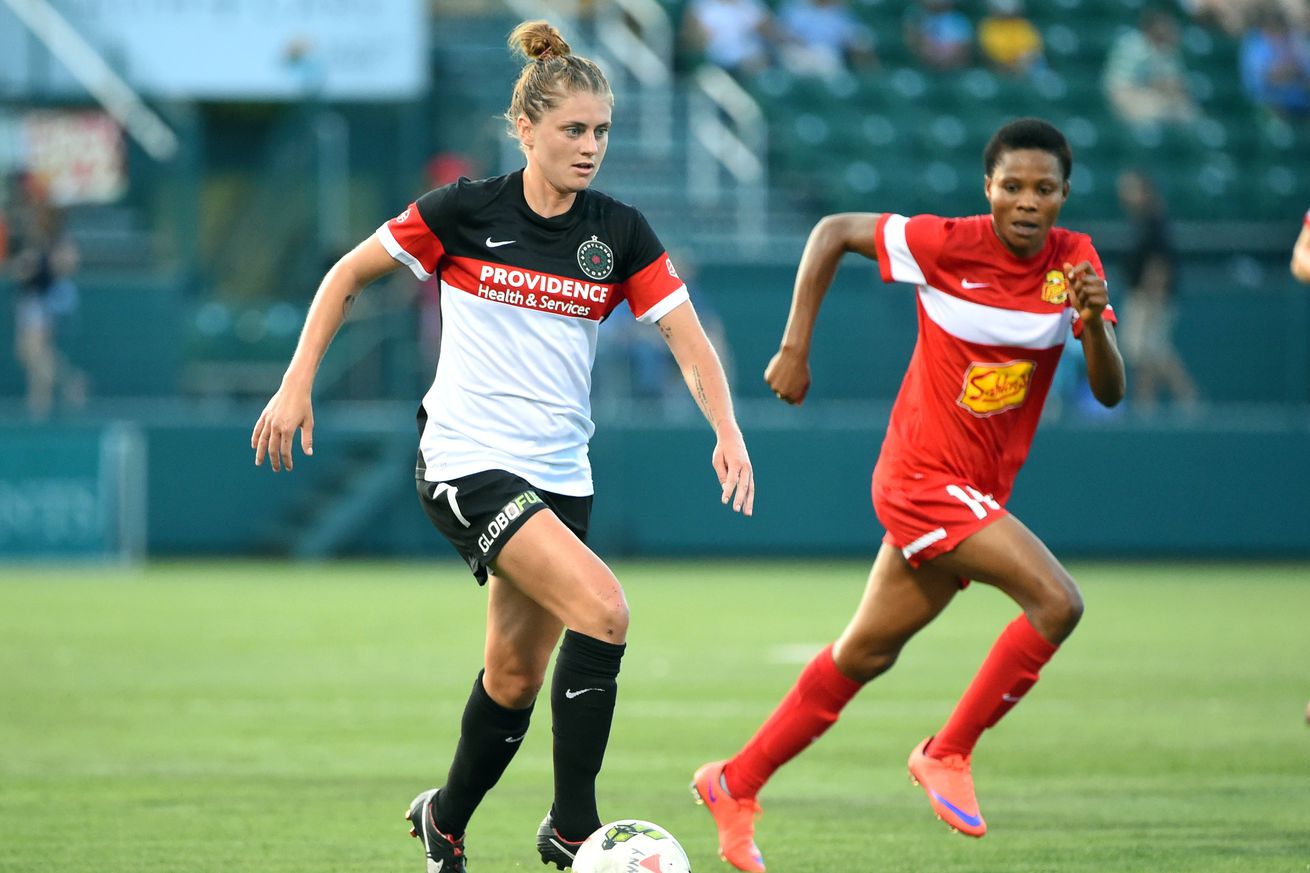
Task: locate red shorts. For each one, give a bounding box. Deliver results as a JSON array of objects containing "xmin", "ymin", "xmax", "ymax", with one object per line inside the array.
[{"xmin": 872, "ymin": 473, "xmax": 1009, "ymax": 568}]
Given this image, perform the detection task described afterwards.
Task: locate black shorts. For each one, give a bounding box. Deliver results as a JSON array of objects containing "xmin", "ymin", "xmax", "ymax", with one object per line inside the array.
[{"xmin": 416, "ymin": 468, "xmax": 592, "ymax": 584}]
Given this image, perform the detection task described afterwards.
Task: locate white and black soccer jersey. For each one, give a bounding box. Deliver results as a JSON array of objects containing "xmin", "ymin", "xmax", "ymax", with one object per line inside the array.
[{"xmin": 377, "ymin": 170, "xmax": 689, "ymax": 496}]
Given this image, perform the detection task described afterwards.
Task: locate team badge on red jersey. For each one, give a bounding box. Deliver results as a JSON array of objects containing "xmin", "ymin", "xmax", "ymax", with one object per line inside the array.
[
  {"xmin": 1041, "ymin": 270, "xmax": 1068, "ymax": 304},
  {"xmin": 577, "ymin": 236, "xmax": 615, "ymax": 280}
]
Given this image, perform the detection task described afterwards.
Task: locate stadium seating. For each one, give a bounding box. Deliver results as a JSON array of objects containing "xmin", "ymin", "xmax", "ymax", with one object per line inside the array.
[{"xmin": 699, "ymin": 0, "xmax": 1310, "ymax": 223}]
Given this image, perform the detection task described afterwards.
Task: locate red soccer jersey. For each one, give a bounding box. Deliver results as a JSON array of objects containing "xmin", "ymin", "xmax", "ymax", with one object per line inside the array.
[{"xmin": 872, "ymin": 213, "xmax": 1116, "ymax": 503}]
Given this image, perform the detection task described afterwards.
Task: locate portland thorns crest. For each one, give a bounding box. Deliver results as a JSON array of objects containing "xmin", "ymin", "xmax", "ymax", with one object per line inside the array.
[{"xmin": 577, "ymin": 235, "xmax": 615, "ymax": 280}]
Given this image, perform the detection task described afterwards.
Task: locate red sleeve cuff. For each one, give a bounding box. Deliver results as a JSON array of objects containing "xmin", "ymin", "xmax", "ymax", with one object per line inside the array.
[{"xmin": 1072, "ymin": 304, "xmax": 1117, "ymax": 339}]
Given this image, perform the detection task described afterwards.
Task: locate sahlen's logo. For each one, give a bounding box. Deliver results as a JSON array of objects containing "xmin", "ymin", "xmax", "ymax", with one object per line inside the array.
[
  {"xmin": 577, "ymin": 235, "xmax": 614, "ymax": 280},
  {"xmin": 958, "ymin": 359, "xmax": 1036, "ymax": 417}
]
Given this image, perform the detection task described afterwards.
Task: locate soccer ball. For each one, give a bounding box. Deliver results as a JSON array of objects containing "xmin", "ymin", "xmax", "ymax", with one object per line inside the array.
[{"xmin": 572, "ymin": 820, "xmax": 692, "ymax": 873}]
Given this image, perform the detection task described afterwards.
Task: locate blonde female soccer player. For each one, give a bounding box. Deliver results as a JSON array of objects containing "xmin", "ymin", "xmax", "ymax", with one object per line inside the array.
[{"xmin": 253, "ymin": 21, "xmax": 754, "ymax": 872}]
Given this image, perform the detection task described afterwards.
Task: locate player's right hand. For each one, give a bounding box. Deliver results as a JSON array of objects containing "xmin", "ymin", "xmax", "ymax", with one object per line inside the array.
[
  {"xmin": 712, "ymin": 425, "xmax": 755, "ymax": 516},
  {"xmin": 252, "ymin": 386, "xmax": 314, "ymax": 473},
  {"xmin": 764, "ymin": 348, "xmax": 811, "ymax": 405}
]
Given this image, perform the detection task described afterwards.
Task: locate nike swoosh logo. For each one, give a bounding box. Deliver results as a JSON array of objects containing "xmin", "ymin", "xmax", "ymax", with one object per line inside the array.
[
  {"xmin": 505, "ymin": 734, "xmax": 526, "ymax": 743},
  {"xmin": 930, "ymin": 789, "xmax": 983, "ymax": 827},
  {"xmin": 1002, "ymin": 693, "xmax": 1022, "ymax": 703},
  {"xmin": 961, "ymin": 280, "xmax": 990, "ymax": 289},
  {"xmin": 428, "ymin": 860, "xmax": 443, "ymax": 873},
  {"xmin": 485, "ymin": 237, "xmax": 515, "ymax": 248},
  {"xmin": 549, "ymin": 836, "xmax": 578, "ymax": 859},
  {"xmin": 564, "ymin": 687, "xmax": 603, "ymax": 699}
]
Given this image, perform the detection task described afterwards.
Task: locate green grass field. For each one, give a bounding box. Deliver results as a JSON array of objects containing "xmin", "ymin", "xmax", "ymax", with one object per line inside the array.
[{"xmin": 2, "ymin": 560, "xmax": 1308, "ymax": 872}]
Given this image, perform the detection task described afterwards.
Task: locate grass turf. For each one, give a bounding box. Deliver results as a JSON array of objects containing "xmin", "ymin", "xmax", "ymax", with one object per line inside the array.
[{"xmin": 1, "ymin": 560, "xmax": 1308, "ymax": 872}]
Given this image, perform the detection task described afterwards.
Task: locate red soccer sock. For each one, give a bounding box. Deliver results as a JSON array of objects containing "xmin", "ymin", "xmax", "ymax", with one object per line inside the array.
[
  {"xmin": 928, "ymin": 614, "xmax": 1058, "ymax": 760},
  {"xmin": 724, "ymin": 644, "xmax": 862, "ymax": 799}
]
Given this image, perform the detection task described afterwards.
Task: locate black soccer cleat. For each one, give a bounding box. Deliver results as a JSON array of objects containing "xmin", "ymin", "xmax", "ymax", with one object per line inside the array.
[
  {"xmin": 406, "ymin": 788, "xmax": 468, "ymax": 873},
  {"xmin": 535, "ymin": 811, "xmax": 589, "ymax": 870}
]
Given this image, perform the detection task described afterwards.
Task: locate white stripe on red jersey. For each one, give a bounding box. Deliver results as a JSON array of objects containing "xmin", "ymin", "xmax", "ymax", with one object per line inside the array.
[{"xmin": 917, "ymin": 285, "xmax": 1068, "ymax": 350}]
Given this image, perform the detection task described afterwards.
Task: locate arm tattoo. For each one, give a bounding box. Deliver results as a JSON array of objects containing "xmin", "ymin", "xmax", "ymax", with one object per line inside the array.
[
  {"xmin": 342, "ymin": 294, "xmax": 357, "ymax": 318},
  {"xmin": 692, "ymin": 365, "xmax": 711, "ymax": 419},
  {"xmin": 658, "ymin": 321, "xmax": 673, "ymax": 340}
]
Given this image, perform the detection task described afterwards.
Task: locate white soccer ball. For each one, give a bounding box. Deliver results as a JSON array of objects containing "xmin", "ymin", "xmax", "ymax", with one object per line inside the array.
[{"xmin": 572, "ymin": 820, "xmax": 692, "ymax": 873}]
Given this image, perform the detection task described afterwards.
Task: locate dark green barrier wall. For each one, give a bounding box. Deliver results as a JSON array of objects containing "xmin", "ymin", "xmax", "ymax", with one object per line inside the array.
[
  {"xmin": 0, "ymin": 423, "xmax": 142, "ymax": 558},
  {"xmin": 594, "ymin": 416, "xmax": 1310, "ymax": 558},
  {"xmin": 137, "ymin": 412, "xmax": 1310, "ymax": 560}
]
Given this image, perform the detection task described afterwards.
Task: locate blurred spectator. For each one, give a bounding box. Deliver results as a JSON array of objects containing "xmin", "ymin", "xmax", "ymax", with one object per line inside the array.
[
  {"xmin": 1183, "ymin": 0, "xmax": 1310, "ymax": 35},
  {"xmin": 681, "ymin": 0, "xmax": 778, "ymax": 78},
  {"xmin": 426, "ymin": 151, "xmax": 478, "ymax": 187},
  {"xmin": 1181, "ymin": 0, "xmax": 1252, "ymax": 35},
  {"xmin": 977, "ymin": 0, "xmax": 1045, "ymax": 77},
  {"xmin": 904, "ymin": 0, "xmax": 973, "ymax": 71},
  {"xmin": 1292, "ymin": 207, "xmax": 1310, "ymax": 282},
  {"xmin": 777, "ymin": 0, "xmax": 878, "ymax": 79},
  {"xmin": 1283, "ymin": 0, "xmax": 1310, "ymax": 30},
  {"xmin": 11, "ymin": 193, "xmax": 87, "ymax": 420},
  {"xmin": 1240, "ymin": 5, "xmax": 1310, "ymax": 122},
  {"xmin": 1116, "ymin": 171, "xmax": 1198, "ymax": 414},
  {"xmin": 1103, "ymin": 7, "xmax": 1200, "ymax": 127},
  {"xmin": 282, "ymin": 37, "xmax": 327, "ymax": 96}
]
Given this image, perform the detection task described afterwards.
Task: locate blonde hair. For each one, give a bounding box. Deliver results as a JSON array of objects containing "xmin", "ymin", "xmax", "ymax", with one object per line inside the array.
[{"xmin": 504, "ymin": 21, "xmax": 612, "ymax": 146}]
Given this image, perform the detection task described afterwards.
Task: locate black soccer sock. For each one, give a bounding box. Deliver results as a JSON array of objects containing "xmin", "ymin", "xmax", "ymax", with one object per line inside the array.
[
  {"xmin": 549, "ymin": 629, "xmax": 626, "ymax": 841},
  {"xmin": 433, "ymin": 670, "xmax": 534, "ymax": 837}
]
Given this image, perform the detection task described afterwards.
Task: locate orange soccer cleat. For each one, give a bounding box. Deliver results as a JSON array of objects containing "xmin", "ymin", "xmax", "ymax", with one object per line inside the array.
[
  {"xmin": 691, "ymin": 760, "xmax": 766, "ymax": 872},
  {"xmin": 907, "ymin": 737, "xmax": 987, "ymax": 838}
]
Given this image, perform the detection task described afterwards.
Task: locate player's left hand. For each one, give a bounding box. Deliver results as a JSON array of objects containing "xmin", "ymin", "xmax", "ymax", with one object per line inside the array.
[
  {"xmin": 712, "ymin": 426, "xmax": 755, "ymax": 516},
  {"xmin": 1064, "ymin": 261, "xmax": 1110, "ymax": 324}
]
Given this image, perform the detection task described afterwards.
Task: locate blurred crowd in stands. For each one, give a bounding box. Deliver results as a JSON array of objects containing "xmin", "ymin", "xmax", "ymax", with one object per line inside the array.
[{"xmin": 679, "ymin": 0, "xmax": 1310, "ymax": 128}]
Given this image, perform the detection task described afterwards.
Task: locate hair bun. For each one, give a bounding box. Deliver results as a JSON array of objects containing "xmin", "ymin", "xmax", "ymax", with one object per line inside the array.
[{"xmin": 509, "ymin": 20, "xmax": 571, "ymax": 62}]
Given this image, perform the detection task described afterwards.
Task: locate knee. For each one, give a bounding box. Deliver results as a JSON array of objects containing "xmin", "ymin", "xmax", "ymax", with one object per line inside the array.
[
  {"xmin": 1032, "ymin": 576, "xmax": 1084, "ymax": 641},
  {"xmin": 484, "ymin": 664, "xmax": 546, "ymax": 709},
  {"xmin": 574, "ymin": 572, "xmax": 630, "ymax": 642},
  {"xmin": 590, "ymin": 598, "xmax": 630, "ymax": 642},
  {"xmin": 1055, "ymin": 587, "xmax": 1085, "ymax": 635},
  {"xmin": 833, "ymin": 640, "xmax": 899, "ymax": 684}
]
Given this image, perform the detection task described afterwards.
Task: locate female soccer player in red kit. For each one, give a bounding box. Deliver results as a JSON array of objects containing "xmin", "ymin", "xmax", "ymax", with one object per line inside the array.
[{"xmin": 692, "ymin": 117, "xmax": 1125, "ymax": 871}]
